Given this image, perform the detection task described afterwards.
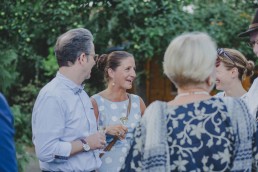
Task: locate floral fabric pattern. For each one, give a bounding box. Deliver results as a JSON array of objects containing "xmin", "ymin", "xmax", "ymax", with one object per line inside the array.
[
  {"xmin": 122, "ymin": 97, "xmax": 257, "ymax": 172},
  {"xmin": 166, "ymin": 98, "xmax": 234, "ymax": 171}
]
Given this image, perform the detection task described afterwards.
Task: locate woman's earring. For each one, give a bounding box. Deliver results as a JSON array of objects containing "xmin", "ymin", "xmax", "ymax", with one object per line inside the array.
[{"xmin": 112, "ymin": 82, "xmax": 115, "ymax": 86}]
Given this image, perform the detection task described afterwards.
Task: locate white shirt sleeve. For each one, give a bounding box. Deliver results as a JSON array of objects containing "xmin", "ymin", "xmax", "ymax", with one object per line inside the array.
[
  {"xmin": 245, "ymin": 78, "xmax": 258, "ymax": 118},
  {"xmin": 32, "ymin": 96, "xmax": 72, "ymax": 163}
]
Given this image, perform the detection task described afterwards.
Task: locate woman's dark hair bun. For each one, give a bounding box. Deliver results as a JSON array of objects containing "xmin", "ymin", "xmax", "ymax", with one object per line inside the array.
[{"xmin": 96, "ymin": 54, "xmax": 108, "ymax": 71}]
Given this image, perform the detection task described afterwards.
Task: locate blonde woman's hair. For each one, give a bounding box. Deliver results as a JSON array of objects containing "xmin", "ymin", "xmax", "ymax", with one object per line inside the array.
[{"xmin": 163, "ymin": 32, "xmax": 217, "ymax": 88}]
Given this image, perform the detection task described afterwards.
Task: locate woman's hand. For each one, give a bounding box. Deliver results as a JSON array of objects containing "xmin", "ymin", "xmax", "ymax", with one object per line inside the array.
[{"xmin": 106, "ymin": 124, "xmax": 128, "ymax": 140}]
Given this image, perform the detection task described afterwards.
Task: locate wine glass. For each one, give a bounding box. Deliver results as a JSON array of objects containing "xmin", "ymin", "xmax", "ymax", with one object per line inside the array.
[
  {"xmin": 98, "ymin": 113, "xmax": 106, "ymax": 134},
  {"xmin": 119, "ymin": 116, "xmax": 128, "ymax": 143},
  {"xmin": 120, "ymin": 116, "xmax": 128, "ymax": 125}
]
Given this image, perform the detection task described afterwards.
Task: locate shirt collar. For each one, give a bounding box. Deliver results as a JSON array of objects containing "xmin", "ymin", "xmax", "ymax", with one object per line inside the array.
[{"xmin": 56, "ymin": 72, "xmax": 85, "ymax": 94}]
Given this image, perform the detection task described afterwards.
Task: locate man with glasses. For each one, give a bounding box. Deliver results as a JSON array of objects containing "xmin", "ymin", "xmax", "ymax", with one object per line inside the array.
[
  {"xmin": 32, "ymin": 28, "xmax": 106, "ymax": 172},
  {"xmin": 239, "ymin": 9, "xmax": 258, "ymax": 120}
]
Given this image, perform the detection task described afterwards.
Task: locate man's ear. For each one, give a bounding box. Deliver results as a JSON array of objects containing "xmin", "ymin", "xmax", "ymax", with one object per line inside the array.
[
  {"xmin": 79, "ymin": 53, "xmax": 89, "ymax": 64},
  {"xmin": 76, "ymin": 53, "xmax": 84, "ymax": 64}
]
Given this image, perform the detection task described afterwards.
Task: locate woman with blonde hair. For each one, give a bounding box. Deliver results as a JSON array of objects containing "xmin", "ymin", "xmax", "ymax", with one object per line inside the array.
[
  {"xmin": 122, "ymin": 32, "xmax": 258, "ymax": 171},
  {"xmin": 215, "ymin": 48, "xmax": 254, "ymax": 99}
]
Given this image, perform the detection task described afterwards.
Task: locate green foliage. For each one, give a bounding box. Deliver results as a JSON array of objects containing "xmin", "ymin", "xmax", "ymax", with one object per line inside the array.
[
  {"xmin": 0, "ymin": 45, "xmax": 18, "ymax": 93},
  {"xmin": 91, "ymin": 0, "xmax": 179, "ymax": 60},
  {"xmin": 11, "ymin": 81, "xmax": 42, "ymax": 171},
  {"xmin": 10, "ymin": 81, "xmax": 41, "ymax": 172},
  {"xmin": 42, "ymin": 48, "xmax": 58, "ymax": 77},
  {"xmin": 190, "ymin": 2, "xmax": 255, "ymax": 61},
  {"xmin": 11, "ymin": 105, "xmax": 32, "ymax": 172}
]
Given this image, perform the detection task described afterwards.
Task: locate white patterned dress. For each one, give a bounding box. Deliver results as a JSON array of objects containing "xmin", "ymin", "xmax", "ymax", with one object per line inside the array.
[{"xmin": 91, "ymin": 94, "xmax": 142, "ymax": 172}]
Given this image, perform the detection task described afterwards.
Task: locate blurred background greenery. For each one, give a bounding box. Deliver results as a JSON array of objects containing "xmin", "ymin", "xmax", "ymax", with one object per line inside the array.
[{"xmin": 1, "ymin": 0, "xmax": 258, "ymax": 171}]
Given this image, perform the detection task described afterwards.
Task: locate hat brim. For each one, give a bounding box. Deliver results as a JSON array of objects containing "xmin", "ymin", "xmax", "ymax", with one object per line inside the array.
[{"xmin": 238, "ymin": 26, "xmax": 258, "ymax": 37}]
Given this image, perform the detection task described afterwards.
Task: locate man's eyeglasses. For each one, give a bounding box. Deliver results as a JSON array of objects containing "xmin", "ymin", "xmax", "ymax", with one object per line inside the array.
[
  {"xmin": 85, "ymin": 53, "xmax": 99, "ymax": 61},
  {"xmin": 247, "ymin": 39, "xmax": 258, "ymax": 47},
  {"xmin": 217, "ymin": 48, "xmax": 236, "ymax": 67}
]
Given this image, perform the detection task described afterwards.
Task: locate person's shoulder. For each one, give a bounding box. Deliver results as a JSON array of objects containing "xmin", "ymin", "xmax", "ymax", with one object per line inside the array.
[
  {"xmin": 148, "ymin": 100, "xmax": 167, "ymax": 108},
  {"xmin": 214, "ymin": 91, "xmax": 224, "ymax": 97},
  {"xmin": 128, "ymin": 93, "xmax": 140, "ymax": 99},
  {"xmin": 219, "ymin": 96, "xmax": 235, "ymax": 102},
  {"xmin": 0, "ymin": 93, "xmax": 7, "ymax": 105},
  {"xmin": 253, "ymin": 77, "xmax": 258, "ymax": 84},
  {"xmin": 248, "ymin": 77, "xmax": 258, "ymax": 92},
  {"xmin": 221, "ymin": 96, "xmax": 245, "ymax": 105},
  {"xmin": 221, "ymin": 97, "xmax": 251, "ymax": 119},
  {"xmin": 90, "ymin": 93, "xmax": 102, "ymax": 104},
  {"xmin": 38, "ymin": 78, "xmax": 67, "ymax": 98},
  {"xmin": 91, "ymin": 91, "xmax": 107, "ymax": 99},
  {"xmin": 91, "ymin": 93, "xmax": 100, "ymax": 99},
  {"xmin": 219, "ymin": 96, "xmax": 239, "ymax": 108},
  {"xmin": 0, "ymin": 93, "xmax": 12, "ymax": 117},
  {"xmin": 129, "ymin": 93, "xmax": 142, "ymax": 103},
  {"xmin": 143, "ymin": 101, "xmax": 166, "ymax": 117}
]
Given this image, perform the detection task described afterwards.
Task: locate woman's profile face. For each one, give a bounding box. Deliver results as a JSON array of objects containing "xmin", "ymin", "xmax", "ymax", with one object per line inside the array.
[
  {"xmin": 215, "ymin": 61, "xmax": 234, "ymax": 91},
  {"xmin": 111, "ymin": 56, "xmax": 136, "ymax": 90}
]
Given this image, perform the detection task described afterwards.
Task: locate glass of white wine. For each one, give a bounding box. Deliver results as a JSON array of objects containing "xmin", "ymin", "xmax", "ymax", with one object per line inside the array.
[
  {"xmin": 98, "ymin": 113, "xmax": 106, "ymax": 134},
  {"xmin": 120, "ymin": 116, "xmax": 128, "ymax": 126},
  {"xmin": 119, "ymin": 116, "xmax": 128, "ymax": 143}
]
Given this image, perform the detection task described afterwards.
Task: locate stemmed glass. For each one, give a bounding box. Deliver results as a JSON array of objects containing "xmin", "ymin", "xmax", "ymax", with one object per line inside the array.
[
  {"xmin": 119, "ymin": 116, "xmax": 128, "ymax": 143},
  {"xmin": 98, "ymin": 113, "xmax": 106, "ymax": 134},
  {"xmin": 119, "ymin": 116, "xmax": 128, "ymax": 126}
]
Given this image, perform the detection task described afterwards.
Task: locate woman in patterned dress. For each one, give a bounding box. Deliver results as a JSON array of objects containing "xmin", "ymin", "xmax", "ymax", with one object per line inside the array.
[
  {"xmin": 122, "ymin": 32, "xmax": 258, "ymax": 172},
  {"xmin": 91, "ymin": 51, "xmax": 146, "ymax": 172}
]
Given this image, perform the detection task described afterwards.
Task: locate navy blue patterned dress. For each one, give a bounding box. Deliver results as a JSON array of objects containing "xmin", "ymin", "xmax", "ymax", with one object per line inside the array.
[{"xmin": 122, "ymin": 97, "xmax": 258, "ymax": 172}]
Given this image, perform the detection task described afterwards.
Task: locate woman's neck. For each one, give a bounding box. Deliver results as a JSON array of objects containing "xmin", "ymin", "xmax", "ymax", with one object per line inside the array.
[
  {"xmin": 99, "ymin": 87, "xmax": 128, "ymax": 102},
  {"xmin": 176, "ymin": 86, "xmax": 210, "ymax": 95},
  {"xmin": 224, "ymin": 84, "xmax": 247, "ymax": 97},
  {"xmin": 168, "ymin": 86, "xmax": 211, "ymax": 106},
  {"xmin": 175, "ymin": 90, "xmax": 209, "ymax": 99}
]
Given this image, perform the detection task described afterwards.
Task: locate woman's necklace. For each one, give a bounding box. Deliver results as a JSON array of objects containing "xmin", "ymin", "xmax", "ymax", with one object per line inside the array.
[{"xmin": 175, "ymin": 91, "xmax": 209, "ymax": 100}]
